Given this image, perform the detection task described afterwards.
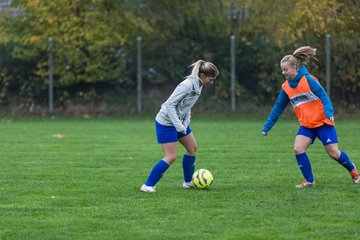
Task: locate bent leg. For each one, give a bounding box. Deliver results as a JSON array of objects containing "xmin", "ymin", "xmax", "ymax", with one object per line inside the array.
[
  {"xmin": 144, "ymin": 160, "xmax": 170, "ymax": 187},
  {"xmin": 325, "ymin": 143, "xmax": 355, "ymax": 171},
  {"xmin": 179, "ymin": 132, "xmax": 197, "ymax": 156},
  {"xmin": 162, "ymin": 142, "xmax": 178, "ymax": 164},
  {"xmin": 144, "ymin": 142, "xmax": 178, "ymax": 187},
  {"xmin": 179, "ymin": 133, "xmax": 197, "ymax": 183},
  {"xmin": 325, "ymin": 143, "xmax": 360, "ymax": 183},
  {"xmin": 294, "ymin": 135, "xmax": 312, "ymax": 155}
]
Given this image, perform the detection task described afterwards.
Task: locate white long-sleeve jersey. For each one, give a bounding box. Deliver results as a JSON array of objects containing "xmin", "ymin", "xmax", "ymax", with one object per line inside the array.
[{"xmin": 155, "ymin": 76, "xmax": 203, "ymax": 133}]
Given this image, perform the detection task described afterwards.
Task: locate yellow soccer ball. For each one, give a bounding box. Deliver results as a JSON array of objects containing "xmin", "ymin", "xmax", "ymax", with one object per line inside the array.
[{"xmin": 192, "ymin": 169, "xmax": 213, "ymax": 189}]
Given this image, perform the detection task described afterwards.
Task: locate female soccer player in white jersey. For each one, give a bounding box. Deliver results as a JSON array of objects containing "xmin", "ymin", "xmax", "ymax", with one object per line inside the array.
[{"xmin": 140, "ymin": 60, "xmax": 219, "ymax": 192}]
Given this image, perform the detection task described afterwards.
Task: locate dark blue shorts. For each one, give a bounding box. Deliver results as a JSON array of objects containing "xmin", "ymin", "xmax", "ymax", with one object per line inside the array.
[
  {"xmin": 155, "ymin": 121, "xmax": 192, "ymax": 144},
  {"xmin": 297, "ymin": 124, "xmax": 338, "ymax": 146}
]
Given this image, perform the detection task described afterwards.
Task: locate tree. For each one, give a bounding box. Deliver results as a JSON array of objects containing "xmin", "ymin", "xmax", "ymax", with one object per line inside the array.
[
  {"xmin": 0, "ymin": 0, "xmax": 151, "ymax": 106},
  {"xmin": 274, "ymin": 0, "xmax": 360, "ymax": 107}
]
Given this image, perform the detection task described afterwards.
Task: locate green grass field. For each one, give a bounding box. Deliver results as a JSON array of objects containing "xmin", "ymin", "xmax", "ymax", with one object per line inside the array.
[{"xmin": 0, "ymin": 116, "xmax": 359, "ymax": 239}]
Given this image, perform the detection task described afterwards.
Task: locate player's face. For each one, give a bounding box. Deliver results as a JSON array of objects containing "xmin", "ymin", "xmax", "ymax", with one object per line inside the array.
[
  {"xmin": 281, "ymin": 61, "xmax": 298, "ymax": 80},
  {"xmin": 199, "ymin": 74, "xmax": 216, "ymax": 87}
]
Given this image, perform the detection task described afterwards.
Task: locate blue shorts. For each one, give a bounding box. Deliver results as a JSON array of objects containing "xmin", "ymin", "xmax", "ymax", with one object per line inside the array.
[
  {"xmin": 297, "ymin": 124, "xmax": 338, "ymax": 146},
  {"xmin": 155, "ymin": 121, "xmax": 192, "ymax": 144}
]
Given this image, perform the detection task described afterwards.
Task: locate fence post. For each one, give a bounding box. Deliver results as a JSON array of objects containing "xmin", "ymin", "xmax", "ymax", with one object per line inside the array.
[
  {"xmin": 325, "ymin": 34, "xmax": 331, "ymax": 98},
  {"xmin": 48, "ymin": 37, "xmax": 54, "ymax": 113},
  {"xmin": 230, "ymin": 35, "xmax": 236, "ymax": 111},
  {"xmin": 136, "ymin": 36, "xmax": 142, "ymax": 113}
]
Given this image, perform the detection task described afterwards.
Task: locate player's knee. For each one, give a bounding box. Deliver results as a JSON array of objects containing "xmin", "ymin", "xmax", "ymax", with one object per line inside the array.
[
  {"xmin": 293, "ymin": 146, "xmax": 305, "ymax": 155},
  {"xmin": 327, "ymin": 149, "xmax": 340, "ymax": 160},
  {"xmin": 186, "ymin": 144, "xmax": 197, "ymax": 156},
  {"xmin": 164, "ymin": 154, "xmax": 177, "ymax": 164}
]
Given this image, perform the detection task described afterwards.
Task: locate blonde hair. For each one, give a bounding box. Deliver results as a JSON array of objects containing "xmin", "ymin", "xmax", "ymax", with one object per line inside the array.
[
  {"xmin": 280, "ymin": 46, "xmax": 318, "ymax": 68},
  {"xmin": 189, "ymin": 60, "xmax": 219, "ymax": 78}
]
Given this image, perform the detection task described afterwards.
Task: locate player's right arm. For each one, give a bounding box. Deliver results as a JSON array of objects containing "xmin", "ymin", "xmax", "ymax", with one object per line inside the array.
[{"xmin": 262, "ymin": 89, "xmax": 289, "ymax": 136}]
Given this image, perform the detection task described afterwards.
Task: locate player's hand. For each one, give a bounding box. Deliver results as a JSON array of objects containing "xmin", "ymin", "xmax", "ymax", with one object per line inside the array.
[
  {"xmin": 182, "ymin": 119, "xmax": 190, "ymax": 129},
  {"xmin": 329, "ymin": 116, "xmax": 334, "ymax": 122},
  {"xmin": 179, "ymin": 126, "xmax": 187, "ymax": 135},
  {"xmin": 262, "ymin": 131, "xmax": 268, "ymax": 136}
]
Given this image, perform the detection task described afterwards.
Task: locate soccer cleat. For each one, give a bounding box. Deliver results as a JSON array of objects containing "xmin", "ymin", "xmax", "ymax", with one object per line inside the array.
[
  {"xmin": 182, "ymin": 181, "xmax": 195, "ymax": 189},
  {"xmin": 295, "ymin": 179, "xmax": 314, "ymax": 188},
  {"xmin": 140, "ymin": 184, "xmax": 156, "ymax": 192},
  {"xmin": 350, "ymin": 169, "xmax": 360, "ymax": 184}
]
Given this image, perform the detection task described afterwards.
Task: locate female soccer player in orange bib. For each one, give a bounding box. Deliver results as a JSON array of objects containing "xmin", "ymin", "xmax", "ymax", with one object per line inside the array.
[{"xmin": 262, "ymin": 46, "xmax": 360, "ymax": 188}]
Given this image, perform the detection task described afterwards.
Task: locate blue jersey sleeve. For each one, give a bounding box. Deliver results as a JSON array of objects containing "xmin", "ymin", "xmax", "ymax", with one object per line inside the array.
[
  {"xmin": 306, "ymin": 75, "xmax": 334, "ymax": 118},
  {"xmin": 262, "ymin": 89, "xmax": 289, "ymax": 133}
]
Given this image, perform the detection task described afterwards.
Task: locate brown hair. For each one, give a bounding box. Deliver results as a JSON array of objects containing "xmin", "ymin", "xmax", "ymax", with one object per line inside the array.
[{"xmin": 280, "ymin": 46, "xmax": 318, "ymax": 68}]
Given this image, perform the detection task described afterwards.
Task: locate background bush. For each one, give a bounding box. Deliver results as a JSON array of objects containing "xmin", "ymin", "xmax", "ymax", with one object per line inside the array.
[{"xmin": 0, "ymin": 0, "xmax": 359, "ymax": 114}]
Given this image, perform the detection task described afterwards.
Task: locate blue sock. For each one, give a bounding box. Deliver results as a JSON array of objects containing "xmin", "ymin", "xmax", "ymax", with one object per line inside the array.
[
  {"xmin": 145, "ymin": 160, "xmax": 170, "ymax": 186},
  {"xmin": 296, "ymin": 153, "xmax": 314, "ymax": 183},
  {"xmin": 337, "ymin": 150, "xmax": 355, "ymax": 171},
  {"xmin": 182, "ymin": 155, "xmax": 196, "ymax": 182}
]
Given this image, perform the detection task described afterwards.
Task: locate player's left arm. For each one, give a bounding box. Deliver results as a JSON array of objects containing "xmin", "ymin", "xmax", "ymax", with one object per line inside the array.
[{"xmin": 306, "ymin": 75, "xmax": 334, "ymax": 120}]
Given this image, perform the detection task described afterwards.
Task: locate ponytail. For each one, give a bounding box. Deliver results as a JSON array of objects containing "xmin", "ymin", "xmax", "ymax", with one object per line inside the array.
[
  {"xmin": 190, "ymin": 60, "xmax": 206, "ymax": 77},
  {"xmin": 189, "ymin": 60, "xmax": 219, "ymax": 78},
  {"xmin": 293, "ymin": 46, "xmax": 318, "ymax": 65},
  {"xmin": 280, "ymin": 46, "xmax": 318, "ymax": 67}
]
